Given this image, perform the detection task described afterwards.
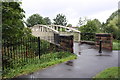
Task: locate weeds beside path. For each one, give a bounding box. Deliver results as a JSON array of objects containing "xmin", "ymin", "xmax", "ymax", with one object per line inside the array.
[{"xmin": 2, "ymin": 52, "xmax": 77, "ymax": 79}]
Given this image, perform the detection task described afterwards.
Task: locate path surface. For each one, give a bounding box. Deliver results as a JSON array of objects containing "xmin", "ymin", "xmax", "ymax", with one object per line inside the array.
[{"xmin": 17, "ymin": 43, "xmax": 118, "ymax": 78}]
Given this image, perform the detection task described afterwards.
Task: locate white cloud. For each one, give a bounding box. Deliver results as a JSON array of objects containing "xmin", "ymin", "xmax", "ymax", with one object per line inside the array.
[
  {"xmin": 21, "ymin": 0, "xmax": 119, "ymax": 26},
  {"xmin": 89, "ymin": 8, "xmax": 117, "ymax": 23}
]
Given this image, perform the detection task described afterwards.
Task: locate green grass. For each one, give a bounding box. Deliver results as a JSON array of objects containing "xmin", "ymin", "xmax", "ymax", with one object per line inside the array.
[
  {"xmin": 113, "ymin": 40, "xmax": 120, "ymax": 50},
  {"xmin": 93, "ymin": 67, "xmax": 119, "ymax": 79},
  {"xmin": 2, "ymin": 52, "xmax": 77, "ymax": 79}
]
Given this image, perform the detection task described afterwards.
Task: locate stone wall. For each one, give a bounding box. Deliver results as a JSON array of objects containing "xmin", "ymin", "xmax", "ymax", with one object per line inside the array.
[
  {"xmin": 95, "ymin": 33, "xmax": 113, "ymax": 50},
  {"xmin": 59, "ymin": 35, "xmax": 73, "ymax": 53}
]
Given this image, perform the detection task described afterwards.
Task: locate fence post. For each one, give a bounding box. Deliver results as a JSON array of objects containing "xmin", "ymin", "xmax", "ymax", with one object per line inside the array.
[
  {"xmin": 99, "ymin": 40, "xmax": 102, "ymax": 54},
  {"xmin": 38, "ymin": 37, "xmax": 40, "ymax": 59}
]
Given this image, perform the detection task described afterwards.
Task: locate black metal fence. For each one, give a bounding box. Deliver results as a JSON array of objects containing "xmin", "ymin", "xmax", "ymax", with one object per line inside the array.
[
  {"xmin": 2, "ymin": 37, "xmax": 40, "ymax": 70},
  {"xmin": 2, "ymin": 34, "xmax": 74, "ymax": 75}
]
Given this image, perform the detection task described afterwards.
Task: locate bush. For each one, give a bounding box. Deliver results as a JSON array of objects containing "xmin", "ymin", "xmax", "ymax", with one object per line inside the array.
[
  {"xmin": 40, "ymin": 40, "xmax": 50, "ymax": 54},
  {"xmin": 113, "ymin": 40, "xmax": 120, "ymax": 50}
]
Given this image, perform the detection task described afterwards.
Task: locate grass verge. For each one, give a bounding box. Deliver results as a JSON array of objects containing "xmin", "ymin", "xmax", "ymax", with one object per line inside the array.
[
  {"xmin": 2, "ymin": 52, "xmax": 77, "ymax": 79},
  {"xmin": 113, "ymin": 40, "xmax": 120, "ymax": 50},
  {"xmin": 93, "ymin": 67, "xmax": 119, "ymax": 79}
]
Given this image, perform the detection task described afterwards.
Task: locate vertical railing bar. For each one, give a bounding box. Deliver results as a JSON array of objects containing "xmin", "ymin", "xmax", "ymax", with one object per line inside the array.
[
  {"xmin": 23, "ymin": 37, "xmax": 25, "ymax": 63},
  {"xmin": 13, "ymin": 41, "xmax": 17, "ymax": 68},
  {"xmin": 36, "ymin": 37, "xmax": 37, "ymax": 61},
  {"xmin": 23, "ymin": 37, "xmax": 25, "ymax": 64},
  {"xmin": 33, "ymin": 37, "xmax": 35, "ymax": 61},
  {"xmin": 26, "ymin": 37, "xmax": 28, "ymax": 63},
  {"xmin": 23, "ymin": 37, "xmax": 26, "ymax": 65},
  {"xmin": 9, "ymin": 40, "xmax": 12, "ymax": 69},
  {"xmin": 25, "ymin": 37, "xmax": 27, "ymax": 63},
  {"xmin": 4, "ymin": 40, "xmax": 6, "ymax": 69},
  {"xmin": 21, "ymin": 37, "xmax": 23, "ymax": 64},
  {"xmin": 17, "ymin": 38, "xmax": 20, "ymax": 63},
  {"xmin": 16, "ymin": 38, "xmax": 18, "ymax": 67},
  {"xmin": 38, "ymin": 37, "xmax": 40, "ymax": 59},
  {"xmin": 28, "ymin": 37, "xmax": 30, "ymax": 63},
  {"xmin": 30, "ymin": 37, "xmax": 31, "ymax": 63},
  {"xmin": 30, "ymin": 37, "xmax": 33, "ymax": 63},
  {"xmin": 2, "ymin": 39, "xmax": 5, "ymax": 72},
  {"xmin": 4, "ymin": 40, "xmax": 7, "ymax": 69},
  {"xmin": 18, "ymin": 38, "xmax": 20, "ymax": 64},
  {"xmin": 8, "ymin": 40, "xmax": 11, "ymax": 67},
  {"xmin": 14, "ymin": 40, "xmax": 16, "ymax": 67},
  {"xmin": 34, "ymin": 37, "xmax": 35, "ymax": 61},
  {"xmin": 13, "ymin": 40, "xmax": 15, "ymax": 68},
  {"xmin": 11, "ymin": 40, "xmax": 13, "ymax": 69},
  {"xmin": 27, "ymin": 37, "xmax": 29, "ymax": 63},
  {"xmin": 25, "ymin": 37, "xmax": 26, "ymax": 62},
  {"xmin": 35, "ymin": 37, "xmax": 36, "ymax": 61}
]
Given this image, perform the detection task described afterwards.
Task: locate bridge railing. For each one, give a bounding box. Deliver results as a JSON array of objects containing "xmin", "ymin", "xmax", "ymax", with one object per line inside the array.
[
  {"xmin": 30, "ymin": 25, "xmax": 59, "ymax": 44},
  {"xmin": 48, "ymin": 25, "xmax": 81, "ymax": 42},
  {"xmin": 30, "ymin": 25, "xmax": 81, "ymax": 43}
]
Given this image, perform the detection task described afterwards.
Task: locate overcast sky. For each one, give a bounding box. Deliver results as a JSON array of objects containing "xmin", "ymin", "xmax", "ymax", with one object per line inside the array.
[{"xmin": 21, "ymin": 0, "xmax": 119, "ymax": 26}]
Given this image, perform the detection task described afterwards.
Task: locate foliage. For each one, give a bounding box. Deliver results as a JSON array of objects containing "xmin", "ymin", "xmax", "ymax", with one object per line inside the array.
[
  {"xmin": 106, "ymin": 10, "xmax": 119, "ymax": 24},
  {"xmin": 3, "ymin": 52, "xmax": 77, "ymax": 79},
  {"xmin": 93, "ymin": 67, "xmax": 119, "ymax": 78},
  {"xmin": 80, "ymin": 33, "xmax": 95, "ymax": 41},
  {"xmin": 40, "ymin": 40, "xmax": 50, "ymax": 54},
  {"xmin": 2, "ymin": 37, "xmax": 52, "ymax": 71},
  {"xmin": 22, "ymin": 27, "xmax": 32, "ymax": 37},
  {"xmin": 78, "ymin": 17, "xmax": 88, "ymax": 26},
  {"xmin": 79, "ymin": 19, "xmax": 101, "ymax": 33},
  {"xmin": 26, "ymin": 14, "xmax": 46, "ymax": 27},
  {"xmin": 106, "ymin": 16, "xmax": 119, "ymax": 39},
  {"xmin": 44, "ymin": 17, "xmax": 51, "ymax": 25},
  {"xmin": 2, "ymin": 2, "xmax": 30, "ymax": 41},
  {"xmin": 104, "ymin": 10, "xmax": 120, "ymax": 39},
  {"xmin": 93, "ymin": 19, "xmax": 102, "ymax": 33},
  {"xmin": 79, "ymin": 10, "xmax": 120, "ymax": 40},
  {"xmin": 113, "ymin": 40, "xmax": 120, "ymax": 50},
  {"xmin": 67, "ymin": 24, "xmax": 72, "ymax": 27},
  {"xmin": 78, "ymin": 19, "xmax": 102, "ymax": 41},
  {"xmin": 53, "ymin": 14, "xmax": 67, "ymax": 26}
]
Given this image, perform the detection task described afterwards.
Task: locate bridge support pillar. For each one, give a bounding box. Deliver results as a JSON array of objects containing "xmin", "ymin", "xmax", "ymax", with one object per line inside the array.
[
  {"xmin": 59, "ymin": 35, "xmax": 73, "ymax": 53},
  {"xmin": 54, "ymin": 33, "xmax": 59, "ymax": 44},
  {"xmin": 56, "ymin": 26, "xmax": 58, "ymax": 31}
]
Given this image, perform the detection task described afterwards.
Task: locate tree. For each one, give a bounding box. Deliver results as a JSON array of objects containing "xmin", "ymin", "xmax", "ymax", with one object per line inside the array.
[
  {"xmin": 26, "ymin": 14, "xmax": 46, "ymax": 27},
  {"xmin": 67, "ymin": 24, "xmax": 72, "ymax": 27},
  {"xmin": 78, "ymin": 19, "xmax": 102, "ymax": 41},
  {"xmin": 78, "ymin": 17, "xmax": 88, "ymax": 26},
  {"xmin": 2, "ymin": 2, "xmax": 27, "ymax": 41},
  {"xmin": 44, "ymin": 17, "xmax": 51, "ymax": 25},
  {"xmin": 106, "ymin": 16, "xmax": 119, "ymax": 39},
  {"xmin": 53, "ymin": 14, "xmax": 67, "ymax": 26},
  {"xmin": 104, "ymin": 10, "xmax": 120, "ymax": 39},
  {"xmin": 92, "ymin": 19, "xmax": 102, "ymax": 32},
  {"xmin": 79, "ymin": 19, "xmax": 99, "ymax": 33}
]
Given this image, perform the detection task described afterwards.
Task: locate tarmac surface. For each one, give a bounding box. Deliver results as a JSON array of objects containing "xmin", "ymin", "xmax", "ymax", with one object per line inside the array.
[{"xmin": 17, "ymin": 43, "xmax": 118, "ymax": 78}]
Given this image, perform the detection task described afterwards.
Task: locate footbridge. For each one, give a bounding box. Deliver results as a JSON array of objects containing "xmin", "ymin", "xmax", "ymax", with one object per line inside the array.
[{"xmin": 30, "ymin": 25, "xmax": 81, "ymax": 44}]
